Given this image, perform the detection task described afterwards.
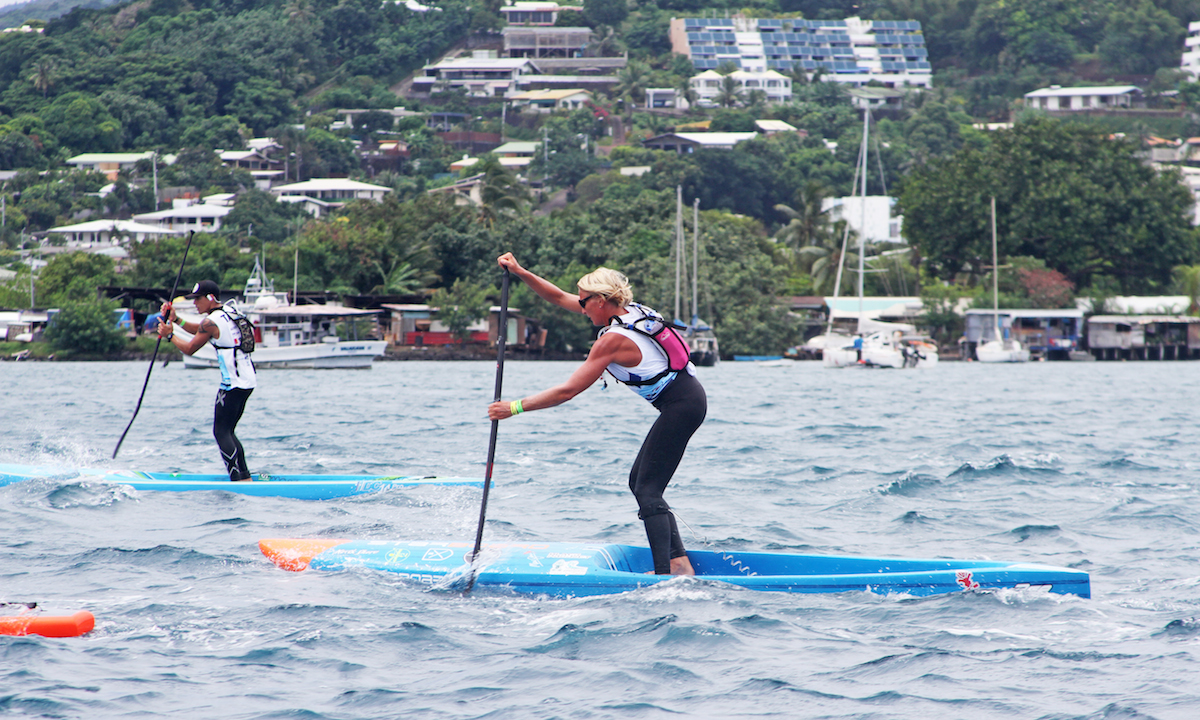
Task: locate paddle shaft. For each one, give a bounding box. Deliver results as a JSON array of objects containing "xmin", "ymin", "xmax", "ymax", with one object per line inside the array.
[
  {"xmin": 466, "ymin": 269, "xmax": 510, "ymax": 592},
  {"xmin": 112, "ymin": 230, "xmax": 195, "ymax": 459}
]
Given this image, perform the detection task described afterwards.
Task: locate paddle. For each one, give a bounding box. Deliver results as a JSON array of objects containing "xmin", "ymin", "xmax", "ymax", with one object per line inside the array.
[
  {"xmin": 112, "ymin": 230, "xmax": 196, "ymax": 459},
  {"xmin": 465, "ymin": 268, "xmax": 510, "ymax": 593}
]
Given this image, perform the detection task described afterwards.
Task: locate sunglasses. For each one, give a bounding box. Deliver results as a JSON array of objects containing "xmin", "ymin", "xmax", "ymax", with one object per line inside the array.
[{"xmin": 578, "ymin": 293, "xmax": 605, "ymax": 310}]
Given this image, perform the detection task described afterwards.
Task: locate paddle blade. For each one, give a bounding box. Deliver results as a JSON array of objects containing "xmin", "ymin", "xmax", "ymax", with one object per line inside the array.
[{"xmin": 259, "ymin": 538, "xmax": 347, "ymax": 571}]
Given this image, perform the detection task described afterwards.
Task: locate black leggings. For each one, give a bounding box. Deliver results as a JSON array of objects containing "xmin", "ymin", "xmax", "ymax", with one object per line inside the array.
[
  {"xmin": 628, "ymin": 372, "xmax": 707, "ymax": 574},
  {"xmin": 214, "ymin": 387, "xmax": 252, "ymax": 481}
]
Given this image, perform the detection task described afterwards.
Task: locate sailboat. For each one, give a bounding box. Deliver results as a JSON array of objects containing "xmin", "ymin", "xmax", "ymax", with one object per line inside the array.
[
  {"xmin": 975, "ymin": 197, "xmax": 1030, "ymax": 363},
  {"xmin": 674, "ymin": 186, "xmax": 719, "ymax": 366},
  {"xmin": 821, "ymin": 110, "xmax": 937, "ymax": 369}
]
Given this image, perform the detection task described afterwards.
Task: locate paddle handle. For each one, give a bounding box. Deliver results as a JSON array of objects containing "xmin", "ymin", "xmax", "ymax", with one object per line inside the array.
[
  {"xmin": 466, "ymin": 269, "xmax": 510, "ymax": 591},
  {"xmin": 113, "ymin": 230, "xmax": 195, "ymax": 459}
]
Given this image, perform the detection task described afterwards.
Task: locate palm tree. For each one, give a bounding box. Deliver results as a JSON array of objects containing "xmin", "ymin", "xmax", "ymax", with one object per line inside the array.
[
  {"xmin": 745, "ymin": 89, "xmax": 768, "ymax": 108},
  {"xmin": 286, "ymin": 0, "xmax": 315, "ymax": 26},
  {"xmin": 615, "ymin": 61, "xmax": 651, "ymax": 113},
  {"xmin": 30, "ymin": 59, "xmax": 56, "ymax": 99},
  {"xmin": 805, "ymin": 223, "xmax": 861, "ymax": 296},
  {"xmin": 1173, "ymin": 264, "xmax": 1200, "ymax": 314},
  {"xmin": 475, "ymin": 156, "xmax": 530, "ymax": 225},
  {"xmin": 714, "ymin": 74, "xmax": 744, "ymax": 108},
  {"xmin": 774, "ymin": 181, "xmax": 832, "ymax": 264},
  {"xmin": 675, "ymin": 75, "xmax": 698, "ymax": 112}
]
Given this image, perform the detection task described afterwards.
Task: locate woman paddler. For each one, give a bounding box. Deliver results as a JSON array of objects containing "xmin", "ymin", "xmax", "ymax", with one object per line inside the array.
[{"xmin": 487, "ymin": 253, "xmax": 707, "ymax": 576}]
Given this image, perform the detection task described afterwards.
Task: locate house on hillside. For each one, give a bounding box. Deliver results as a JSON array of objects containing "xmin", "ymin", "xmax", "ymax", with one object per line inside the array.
[
  {"xmin": 1023, "ymin": 85, "xmax": 1143, "ymax": 112},
  {"xmin": 500, "ymin": 1, "xmax": 582, "ymax": 26},
  {"xmin": 642, "ymin": 132, "xmax": 758, "ymax": 153},
  {"xmin": 508, "ymin": 89, "xmax": 593, "ymax": 112},
  {"xmin": 133, "ymin": 198, "xmax": 233, "ymax": 233},
  {"xmin": 689, "ymin": 69, "xmax": 793, "ymax": 106},
  {"xmin": 44, "ymin": 219, "xmax": 184, "ymax": 246},
  {"xmin": 425, "ymin": 173, "xmax": 486, "ymax": 207},
  {"xmin": 271, "ymin": 179, "xmax": 392, "ymax": 216},
  {"xmin": 410, "ymin": 55, "xmax": 540, "ymax": 98},
  {"xmin": 65, "ymin": 152, "xmax": 156, "ymax": 181},
  {"xmin": 502, "ymin": 26, "xmax": 593, "ymax": 58},
  {"xmin": 670, "ymin": 15, "xmax": 931, "ymax": 88}
]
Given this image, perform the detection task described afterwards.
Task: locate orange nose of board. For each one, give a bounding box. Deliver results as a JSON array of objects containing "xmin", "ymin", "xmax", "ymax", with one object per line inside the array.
[
  {"xmin": 0, "ymin": 610, "xmax": 95, "ymax": 637},
  {"xmin": 259, "ymin": 538, "xmax": 348, "ymax": 571}
]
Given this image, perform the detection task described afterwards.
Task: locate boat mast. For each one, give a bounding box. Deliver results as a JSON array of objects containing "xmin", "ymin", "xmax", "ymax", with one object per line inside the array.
[
  {"xmin": 675, "ymin": 185, "xmax": 683, "ymax": 321},
  {"xmin": 857, "ymin": 109, "xmax": 868, "ymax": 333},
  {"xmin": 823, "ymin": 124, "xmax": 864, "ymax": 337},
  {"xmin": 692, "ymin": 197, "xmax": 700, "ymax": 323},
  {"xmin": 991, "ymin": 195, "xmax": 1000, "ymax": 344}
]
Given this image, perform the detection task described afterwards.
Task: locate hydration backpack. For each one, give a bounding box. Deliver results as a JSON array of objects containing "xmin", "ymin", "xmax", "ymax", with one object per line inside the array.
[
  {"xmin": 604, "ymin": 303, "xmax": 691, "ymax": 386},
  {"xmin": 217, "ymin": 307, "xmax": 256, "ymax": 354}
]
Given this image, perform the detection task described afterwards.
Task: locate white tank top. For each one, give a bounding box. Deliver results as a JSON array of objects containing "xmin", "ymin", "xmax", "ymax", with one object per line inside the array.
[
  {"xmin": 210, "ymin": 308, "xmax": 256, "ymax": 391},
  {"xmin": 600, "ymin": 306, "xmax": 693, "ymax": 401}
]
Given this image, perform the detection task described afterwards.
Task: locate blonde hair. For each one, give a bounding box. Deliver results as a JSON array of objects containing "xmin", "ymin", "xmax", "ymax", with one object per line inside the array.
[{"xmin": 577, "ymin": 267, "xmax": 632, "ymax": 307}]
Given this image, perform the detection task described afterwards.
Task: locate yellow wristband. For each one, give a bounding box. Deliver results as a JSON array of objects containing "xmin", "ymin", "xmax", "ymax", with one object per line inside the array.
[{"xmin": 510, "ymin": 400, "xmax": 524, "ymax": 415}]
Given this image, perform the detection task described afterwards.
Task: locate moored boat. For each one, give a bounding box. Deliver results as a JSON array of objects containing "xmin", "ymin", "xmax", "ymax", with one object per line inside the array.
[
  {"xmin": 179, "ymin": 257, "xmax": 388, "ymax": 370},
  {"xmin": 259, "ymin": 538, "xmax": 1091, "ymax": 599}
]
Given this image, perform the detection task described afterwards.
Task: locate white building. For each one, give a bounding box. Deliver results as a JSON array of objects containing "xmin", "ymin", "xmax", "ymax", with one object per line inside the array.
[
  {"xmin": 133, "ymin": 198, "xmax": 234, "ymax": 233},
  {"xmin": 501, "ymin": 2, "xmax": 582, "ymax": 26},
  {"xmin": 44, "ymin": 219, "xmax": 185, "ymax": 246},
  {"xmin": 670, "ymin": 15, "xmax": 931, "ymax": 88},
  {"xmin": 410, "ymin": 55, "xmax": 540, "ymax": 98},
  {"xmin": 271, "ymin": 179, "xmax": 392, "ymax": 216},
  {"xmin": 689, "ymin": 69, "xmax": 792, "ymax": 106},
  {"xmin": 1024, "ymin": 85, "xmax": 1142, "ymax": 112},
  {"xmin": 65, "ymin": 152, "xmax": 155, "ymax": 180},
  {"xmin": 642, "ymin": 132, "xmax": 758, "ymax": 154},
  {"xmin": 508, "ymin": 88, "xmax": 593, "ymax": 111},
  {"xmin": 822, "ymin": 196, "xmax": 902, "ymax": 244},
  {"xmin": 1183, "ymin": 21, "xmax": 1200, "ymax": 79}
]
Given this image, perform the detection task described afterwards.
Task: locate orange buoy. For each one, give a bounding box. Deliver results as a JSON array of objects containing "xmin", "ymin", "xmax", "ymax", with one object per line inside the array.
[
  {"xmin": 0, "ymin": 611, "xmax": 94, "ymax": 638},
  {"xmin": 259, "ymin": 538, "xmax": 348, "ymax": 571}
]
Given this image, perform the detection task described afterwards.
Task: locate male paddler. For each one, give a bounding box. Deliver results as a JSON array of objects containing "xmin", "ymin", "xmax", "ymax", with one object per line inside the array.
[{"xmin": 158, "ymin": 280, "xmax": 257, "ymax": 481}]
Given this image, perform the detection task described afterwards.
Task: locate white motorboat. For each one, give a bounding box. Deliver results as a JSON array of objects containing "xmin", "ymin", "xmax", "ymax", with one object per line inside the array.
[{"xmin": 180, "ymin": 259, "xmax": 388, "ymax": 370}]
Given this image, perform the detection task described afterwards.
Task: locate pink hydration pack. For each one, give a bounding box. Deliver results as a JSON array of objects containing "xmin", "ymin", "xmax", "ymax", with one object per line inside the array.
[{"xmin": 607, "ymin": 303, "xmax": 691, "ymax": 386}]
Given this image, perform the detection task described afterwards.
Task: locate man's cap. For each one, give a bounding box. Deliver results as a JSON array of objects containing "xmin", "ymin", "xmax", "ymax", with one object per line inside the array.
[{"xmin": 185, "ymin": 280, "xmax": 220, "ymax": 299}]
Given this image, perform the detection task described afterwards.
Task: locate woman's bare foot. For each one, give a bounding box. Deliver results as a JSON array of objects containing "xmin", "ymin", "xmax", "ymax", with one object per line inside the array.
[{"xmin": 670, "ymin": 555, "xmax": 695, "ymax": 576}]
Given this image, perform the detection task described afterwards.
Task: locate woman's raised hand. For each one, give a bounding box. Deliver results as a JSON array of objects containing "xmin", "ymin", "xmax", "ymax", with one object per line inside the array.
[{"xmin": 497, "ymin": 253, "xmax": 524, "ymax": 275}]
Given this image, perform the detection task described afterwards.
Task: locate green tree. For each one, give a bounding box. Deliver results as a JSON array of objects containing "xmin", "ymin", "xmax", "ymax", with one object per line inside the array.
[
  {"xmin": 1172, "ymin": 264, "xmax": 1200, "ymax": 314},
  {"xmin": 228, "ymin": 78, "xmax": 295, "ymax": 137},
  {"xmin": 40, "ymin": 93, "xmax": 122, "ymax": 153},
  {"xmin": 29, "ymin": 58, "xmax": 55, "ymax": 100},
  {"xmin": 900, "ymin": 117, "xmax": 1200, "ymax": 294},
  {"xmin": 179, "ymin": 115, "xmax": 249, "ymax": 150},
  {"xmin": 44, "ymin": 297, "xmax": 128, "ymax": 356},
  {"xmin": 583, "ymin": 0, "xmax": 628, "ymax": 28},
  {"xmin": 431, "ymin": 278, "xmax": 492, "ymax": 343},
  {"xmin": 35, "ymin": 251, "xmax": 117, "ymax": 306},
  {"xmin": 1099, "ymin": 1, "xmax": 1185, "ymax": 75}
]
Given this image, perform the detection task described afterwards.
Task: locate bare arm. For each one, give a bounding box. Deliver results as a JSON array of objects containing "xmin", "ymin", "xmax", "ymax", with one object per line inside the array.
[
  {"xmin": 498, "ymin": 252, "xmax": 584, "ymax": 315},
  {"xmin": 488, "ymin": 333, "xmax": 639, "ymax": 420},
  {"xmin": 158, "ymin": 314, "xmax": 218, "ymax": 356}
]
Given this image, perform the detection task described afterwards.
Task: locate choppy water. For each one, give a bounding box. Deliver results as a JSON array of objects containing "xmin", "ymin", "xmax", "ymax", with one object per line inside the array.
[{"xmin": 2, "ymin": 359, "xmax": 1199, "ymax": 719}]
